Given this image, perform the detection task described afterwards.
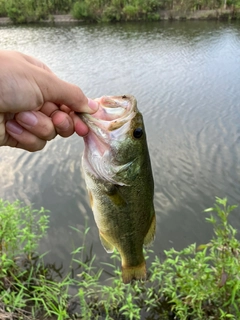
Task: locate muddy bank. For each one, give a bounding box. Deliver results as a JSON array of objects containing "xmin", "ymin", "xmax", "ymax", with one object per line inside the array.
[
  {"xmin": 0, "ymin": 9, "xmax": 238, "ymax": 25},
  {"xmin": 0, "ymin": 14, "xmax": 79, "ymax": 25},
  {"xmin": 160, "ymin": 8, "xmax": 238, "ymax": 20}
]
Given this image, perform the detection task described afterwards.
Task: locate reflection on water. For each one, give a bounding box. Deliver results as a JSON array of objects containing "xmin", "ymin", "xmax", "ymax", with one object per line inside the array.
[{"xmin": 1, "ymin": 21, "xmax": 240, "ymax": 274}]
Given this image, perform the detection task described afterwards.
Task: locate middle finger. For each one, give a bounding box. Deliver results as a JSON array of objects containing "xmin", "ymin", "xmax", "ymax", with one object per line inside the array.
[{"xmin": 15, "ymin": 110, "xmax": 57, "ymax": 141}]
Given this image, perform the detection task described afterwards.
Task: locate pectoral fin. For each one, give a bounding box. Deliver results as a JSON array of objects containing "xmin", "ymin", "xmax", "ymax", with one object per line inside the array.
[
  {"xmin": 99, "ymin": 232, "xmax": 115, "ymax": 253},
  {"xmin": 104, "ymin": 184, "xmax": 127, "ymax": 206},
  {"xmin": 144, "ymin": 215, "xmax": 156, "ymax": 247}
]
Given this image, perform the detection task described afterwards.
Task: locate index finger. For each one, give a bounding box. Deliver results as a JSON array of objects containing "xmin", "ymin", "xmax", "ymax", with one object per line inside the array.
[
  {"xmin": 32, "ymin": 65, "xmax": 99, "ymax": 114},
  {"xmin": 20, "ymin": 52, "xmax": 53, "ymax": 72}
]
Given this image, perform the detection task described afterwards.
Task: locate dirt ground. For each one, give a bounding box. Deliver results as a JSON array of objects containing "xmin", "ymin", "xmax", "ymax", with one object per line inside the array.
[
  {"xmin": 0, "ymin": 14, "xmax": 79, "ymax": 25},
  {"xmin": 0, "ymin": 10, "xmax": 235, "ymax": 25}
]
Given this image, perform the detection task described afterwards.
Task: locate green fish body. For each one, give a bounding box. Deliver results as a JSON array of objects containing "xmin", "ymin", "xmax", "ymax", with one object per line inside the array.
[{"xmin": 81, "ymin": 95, "xmax": 155, "ymax": 284}]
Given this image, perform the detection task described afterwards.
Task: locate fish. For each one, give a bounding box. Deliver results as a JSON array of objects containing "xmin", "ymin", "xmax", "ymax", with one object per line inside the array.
[{"xmin": 80, "ymin": 95, "xmax": 155, "ymax": 284}]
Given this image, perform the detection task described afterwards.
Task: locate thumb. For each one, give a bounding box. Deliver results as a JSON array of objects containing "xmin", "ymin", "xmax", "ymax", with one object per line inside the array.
[{"xmin": 34, "ymin": 66, "xmax": 98, "ymax": 113}]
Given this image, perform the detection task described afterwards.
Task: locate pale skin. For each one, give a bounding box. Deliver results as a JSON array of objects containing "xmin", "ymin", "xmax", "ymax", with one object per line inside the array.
[{"xmin": 0, "ymin": 50, "xmax": 99, "ymax": 152}]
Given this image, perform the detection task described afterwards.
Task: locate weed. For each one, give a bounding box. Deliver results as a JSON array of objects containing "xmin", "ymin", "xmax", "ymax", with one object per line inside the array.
[
  {"xmin": 1, "ymin": 197, "xmax": 240, "ymax": 319},
  {"xmin": 148, "ymin": 197, "xmax": 240, "ymax": 319},
  {"xmin": 1, "ymin": 0, "xmax": 240, "ymax": 23}
]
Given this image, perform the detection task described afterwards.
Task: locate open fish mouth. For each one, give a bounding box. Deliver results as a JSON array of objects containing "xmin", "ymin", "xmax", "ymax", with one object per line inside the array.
[
  {"xmin": 80, "ymin": 95, "xmax": 137, "ymax": 139},
  {"xmin": 79, "ymin": 95, "xmax": 138, "ymax": 185}
]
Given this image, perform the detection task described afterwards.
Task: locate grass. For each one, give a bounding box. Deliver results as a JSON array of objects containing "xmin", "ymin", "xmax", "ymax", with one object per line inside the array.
[
  {"xmin": 1, "ymin": 0, "xmax": 240, "ymax": 23},
  {"xmin": 0, "ymin": 197, "xmax": 240, "ymax": 319}
]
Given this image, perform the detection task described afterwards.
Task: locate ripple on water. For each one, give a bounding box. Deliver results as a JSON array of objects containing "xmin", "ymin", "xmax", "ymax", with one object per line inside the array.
[{"xmin": 1, "ymin": 21, "xmax": 240, "ymax": 267}]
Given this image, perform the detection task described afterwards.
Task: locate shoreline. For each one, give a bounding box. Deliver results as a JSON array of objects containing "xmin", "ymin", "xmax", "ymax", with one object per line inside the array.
[
  {"xmin": 0, "ymin": 14, "xmax": 79, "ymax": 25},
  {"xmin": 0, "ymin": 9, "xmax": 238, "ymax": 25}
]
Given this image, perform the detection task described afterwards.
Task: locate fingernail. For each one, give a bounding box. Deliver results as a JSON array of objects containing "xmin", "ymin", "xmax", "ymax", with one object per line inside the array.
[
  {"xmin": 6, "ymin": 120, "xmax": 23, "ymax": 135},
  {"xmin": 88, "ymin": 98, "xmax": 99, "ymax": 112},
  {"xmin": 17, "ymin": 111, "xmax": 38, "ymax": 127}
]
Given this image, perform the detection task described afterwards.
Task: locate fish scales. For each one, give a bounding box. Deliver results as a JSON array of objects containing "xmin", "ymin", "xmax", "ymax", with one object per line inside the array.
[{"xmin": 80, "ymin": 95, "xmax": 155, "ymax": 283}]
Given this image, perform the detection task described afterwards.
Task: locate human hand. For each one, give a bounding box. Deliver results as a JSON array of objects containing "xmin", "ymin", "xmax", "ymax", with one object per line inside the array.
[{"xmin": 0, "ymin": 50, "xmax": 98, "ymax": 152}]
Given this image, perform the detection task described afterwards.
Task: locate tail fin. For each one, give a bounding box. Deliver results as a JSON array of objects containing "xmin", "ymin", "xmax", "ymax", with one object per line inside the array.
[{"xmin": 122, "ymin": 261, "xmax": 146, "ymax": 284}]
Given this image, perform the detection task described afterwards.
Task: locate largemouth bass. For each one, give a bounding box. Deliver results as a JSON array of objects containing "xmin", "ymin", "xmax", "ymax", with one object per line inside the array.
[{"xmin": 80, "ymin": 95, "xmax": 155, "ymax": 284}]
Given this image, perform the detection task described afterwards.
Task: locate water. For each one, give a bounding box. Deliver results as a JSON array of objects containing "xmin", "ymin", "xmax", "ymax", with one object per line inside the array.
[{"xmin": 1, "ymin": 20, "xmax": 240, "ymax": 276}]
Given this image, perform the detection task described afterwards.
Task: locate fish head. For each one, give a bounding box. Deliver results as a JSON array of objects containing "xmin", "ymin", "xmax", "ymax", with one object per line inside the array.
[{"xmin": 80, "ymin": 95, "xmax": 149, "ymax": 186}]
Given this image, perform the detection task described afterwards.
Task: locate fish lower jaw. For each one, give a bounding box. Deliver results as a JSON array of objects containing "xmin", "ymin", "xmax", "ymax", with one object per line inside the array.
[{"xmin": 121, "ymin": 260, "xmax": 146, "ymax": 284}]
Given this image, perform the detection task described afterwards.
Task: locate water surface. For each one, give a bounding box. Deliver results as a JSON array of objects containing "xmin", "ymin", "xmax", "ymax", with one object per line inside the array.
[{"xmin": 1, "ymin": 20, "xmax": 240, "ymax": 275}]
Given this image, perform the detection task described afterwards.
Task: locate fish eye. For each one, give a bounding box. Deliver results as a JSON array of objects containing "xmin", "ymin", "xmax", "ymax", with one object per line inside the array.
[{"xmin": 133, "ymin": 127, "xmax": 143, "ymax": 139}]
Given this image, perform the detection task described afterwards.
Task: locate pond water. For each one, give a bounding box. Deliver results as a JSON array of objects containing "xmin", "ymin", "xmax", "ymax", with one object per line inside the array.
[{"xmin": 1, "ymin": 20, "xmax": 240, "ymax": 277}]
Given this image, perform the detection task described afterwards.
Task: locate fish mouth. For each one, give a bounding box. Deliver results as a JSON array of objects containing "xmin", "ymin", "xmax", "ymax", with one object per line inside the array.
[
  {"xmin": 80, "ymin": 95, "xmax": 137, "ymax": 185},
  {"xmin": 80, "ymin": 95, "xmax": 136, "ymax": 140}
]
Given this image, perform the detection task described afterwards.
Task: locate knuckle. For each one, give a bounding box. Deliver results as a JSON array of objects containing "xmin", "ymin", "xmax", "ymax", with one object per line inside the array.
[
  {"xmin": 15, "ymin": 111, "xmax": 56, "ymax": 141},
  {"xmin": 25, "ymin": 140, "xmax": 46, "ymax": 152},
  {"xmin": 39, "ymin": 123, "xmax": 56, "ymax": 140}
]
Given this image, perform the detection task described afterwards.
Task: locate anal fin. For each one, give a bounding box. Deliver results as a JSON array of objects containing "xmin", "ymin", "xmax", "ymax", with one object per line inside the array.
[
  {"xmin": 144, "ymin": 214, "xmax": 156, "ymax": 247},
  {"xmin": 99, "ymin": 232, "xmax": 114, "ymax": 253}
]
